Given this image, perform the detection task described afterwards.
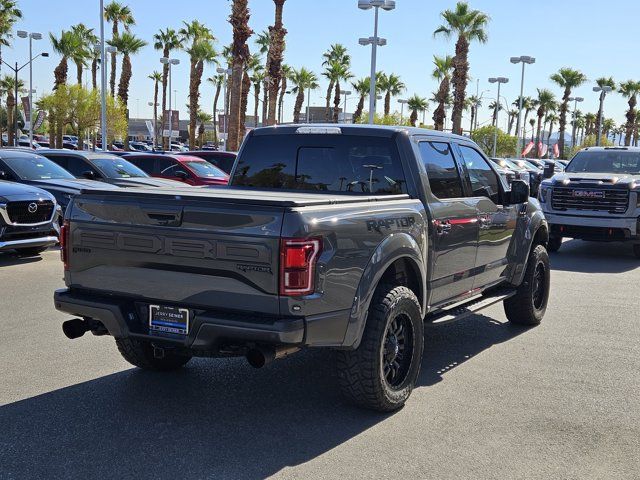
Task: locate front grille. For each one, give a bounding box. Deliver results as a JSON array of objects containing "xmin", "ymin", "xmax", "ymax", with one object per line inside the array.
[
  {"xmin": 551, "ymin": 187, "xmax": 629, "ymax": 214},
  {"xmin": 6, "ymin": 200, "xmax": 55, "ymax": 224}
]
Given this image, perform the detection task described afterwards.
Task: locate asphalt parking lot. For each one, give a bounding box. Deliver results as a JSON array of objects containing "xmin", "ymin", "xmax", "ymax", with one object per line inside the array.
[{"xmin": 0, "ymin": 241, "xmax": 639, "ymax": 480}]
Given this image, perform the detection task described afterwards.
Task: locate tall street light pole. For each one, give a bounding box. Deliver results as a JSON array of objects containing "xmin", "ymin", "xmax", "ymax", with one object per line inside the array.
[
  {"xmin": 358, "ymin": 0, "xmax": 395, "ymax": 124},
  {"xmin": 99, "ymin": 0, "xmax": 107, "ymax": 151},
  {"xmin": 340, "ymin": 89, "xmax": 351, "ymax": 122},
  {"xmin": 161, "ymin": 57, "xmax": 180, "ymax": 150},
  {"xmin": 216, "ymin": 67, "xmax": 232, "ymax": 150},
  {"xmin": 17, "ymin": 31, "xmax": 42, "ymax": 148},
  {"xmin": 593, "ymin": 85, "xmax": 612, "ymax": 146},
  {"xmin": 568, "ymin": 96, "xmax": 584, "ymax": 148},
  {"xmin": 510, "ymin": 55, "xmax": 535, "ymax": 157},
  {"xmin": 397, "ymin": 98, "xmax": 408, "ymax": 124},
  {"xmin": 489, "ymin": 77, "xmax": 509, "ymax": 157}
]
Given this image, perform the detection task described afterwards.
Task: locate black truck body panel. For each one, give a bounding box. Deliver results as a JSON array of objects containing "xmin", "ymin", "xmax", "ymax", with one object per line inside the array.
[{"xmin": 54, "ymin": 125, "xmax": 547, "ymax": 353}]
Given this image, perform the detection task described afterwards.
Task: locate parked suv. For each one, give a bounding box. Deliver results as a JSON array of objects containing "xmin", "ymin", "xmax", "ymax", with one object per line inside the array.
[
  {"xmin": 54, "ymin": 125, "xmax": 550, "ymax": 411},
  {"xmin": 539, "ymin": 146, "xmax": 640, "ymax": 257},
  {"xmin": 125, "ymin": 153, "xmax": 229, "ymax": 186},
  {"xmin": 0, "ymin": 180, "xmax": 59, "ymax": 256}
]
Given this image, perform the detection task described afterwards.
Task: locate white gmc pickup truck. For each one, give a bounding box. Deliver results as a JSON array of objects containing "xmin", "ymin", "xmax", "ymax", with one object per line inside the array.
[{"xmin": 539, "ymin": 146, "xmax": 640, "ymax": 258}]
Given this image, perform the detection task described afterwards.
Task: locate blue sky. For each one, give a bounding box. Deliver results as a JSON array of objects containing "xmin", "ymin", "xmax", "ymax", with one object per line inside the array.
[{"xmin": 5, "ymin": 0, "xmax": 640, "ymax": 134}]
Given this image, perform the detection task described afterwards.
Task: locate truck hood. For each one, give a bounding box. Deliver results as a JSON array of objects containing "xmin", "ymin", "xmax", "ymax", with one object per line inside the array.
[{"xmin": 548, "ymin": 172, "xmax": 640, "ymax": 189}]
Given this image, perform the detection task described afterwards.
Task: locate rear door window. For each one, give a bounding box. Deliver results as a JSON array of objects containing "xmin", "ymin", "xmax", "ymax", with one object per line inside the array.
[
  {"xmin": 418, "ymin": 141, "xmax": 464, "ymax": 199},
  {"xmin": 232, "ymin": 134, "xmax": 406, "ymax": 194}
]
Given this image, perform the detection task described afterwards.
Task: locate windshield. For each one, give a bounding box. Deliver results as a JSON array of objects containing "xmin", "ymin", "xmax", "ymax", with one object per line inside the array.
[
  {"xmin": 183, "ymin": 160, "xmax": 227, "ymax": 178},
  {"xmin": 566, "ymin": 150, "xmax": 640, "ymax": 174},
  {"xmin": 92, "ymin": 158, "xmax": 148, "ymax": 178},
  {"xmin": 3, "ymin": 155, "xmax": 75, "ymax": 180}
]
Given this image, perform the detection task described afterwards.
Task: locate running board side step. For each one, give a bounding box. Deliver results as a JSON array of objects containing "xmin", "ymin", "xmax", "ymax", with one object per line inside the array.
[{"xmin": 426, "ymin": 289, "xmax": 517, "ymax": 325}]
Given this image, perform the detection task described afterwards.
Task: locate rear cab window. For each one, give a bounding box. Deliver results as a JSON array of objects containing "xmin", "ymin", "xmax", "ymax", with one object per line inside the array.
[{"xmin": 231, "ymin": 133, "xmax": 407, "ymax": 195}]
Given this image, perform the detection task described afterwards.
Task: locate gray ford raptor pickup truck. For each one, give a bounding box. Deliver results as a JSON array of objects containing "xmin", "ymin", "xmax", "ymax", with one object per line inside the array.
[{"xmin": 54, "ymin": 124, "xmax": 550, "ymax": 411}]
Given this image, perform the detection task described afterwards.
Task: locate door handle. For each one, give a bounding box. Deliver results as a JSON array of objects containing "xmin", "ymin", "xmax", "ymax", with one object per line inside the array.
[{"xmin": 434, "ymin": 219, "xmax": 452, "ymax": 235}]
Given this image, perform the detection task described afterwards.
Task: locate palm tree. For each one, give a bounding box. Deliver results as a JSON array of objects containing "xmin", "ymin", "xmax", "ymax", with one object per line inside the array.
[
  {"xmin": 50, "ymin": 30, "xmax": 82, "ymax": 89},
  {"xmin": 276, "ymin": 64, "xmax": 292, "ymax": 123},
  {"xmin": 0, "ymin": 74, "xmax": 23, "ymax": 145},
  {"xmin": 322, "ymin": 60, "xmax": 351, "ymax": 123},
  {"xmin": 603, "ymin": 118, "xmax": 615, "ymax": 143},
  {"xmin": 433, "ymin": 1, "xmax": 490, "ymax": 135},
  {"xmin": 180, "ymin": 20, "xmax": 217, "ymax": 150},
  {"xmin": 593, "ymin": 77, "xmax": 616, "ymax": 137},
  {"xmin": 196, "ymin": 110, "xmax": 212, "ymax": 148},
  {"xmin": 529, "ymin": 118, "xmax": 536, "ymax": 142},
  {"xmin": 227, "ymin": 0, "xmax": 252, "ymax": 151},
  {"xmin": 290, "ymin": 67, "xmax": 318, "ymax": 123},
  {"xmin": 153, "ymin": 28, "xmax": 183, "ymax": 148},
  {"xmin": 322, "ymin": 44, "xmax": 350, "ymax": 121},
  {"xmin": 507, "ymin": 108, "xmax": 518, "ymax": 135},
  {"xmin": 207, "ymin": 74, "xmax": 225, "ymax": 144},
  {"xmin": 573, "ymin": 116, "xmax": 585, "ymax": 146},
  {"xmin": 619, "ymin": 80, "xmax": 640, "ymax": 146},
  {"xmin": 380, "ymin": 73, "xmax": 405, "ymax": 117},
  {"xmin": 249, "ymin": 65, "xmax": 265, "ymax": 127},
  {"xmin": 584, "ymin": 112, "xmax": 597, "ymax": 136},
  {"xmin": 488, "ymin": 100, "xmax": 502, "ymax": 126},
  {"xmin": 431, "ymin": 55, "xmax": 453, "ymax": 130},
  {"xmin": 467, "ymin": 94, "xmax": 481, "ymax": 132},
  {"xmin": 546, "ymin": 113, "xmax": 558, "ymax": 145},
  {"xmin": 534, "ymin": 89, "xmax": 555, "ymax": 157},
  {"xmin": 108, "ymin": 32, "xmax": 146, "ymax": 150},
  {"xmin": 70, "ymin": 24, "xmax": 96, "ymax": 85},
  {"xmin": 104, "ymin": 1, "xmax": 135, "ymax": 97},
  {"xmin": 407, "ymin": 95, "xmax": 428, "ymax": 127},
  {"xmin": 550, "ymin": 67, "xmax": 587, "ymax": 158},
  {"xmin": 351, "ymin": 77, "xmax": 370, "ymax": 124},
  {"xmin": 0, "ymin": 0, "xmax": 22, "ymax": 76},
  {"xmin": 265, "ymin": 0, "xmax": 287, "ymax": 126},
  {"xmin": 148, "ymin": 71, "xmax": 162, "ymax": 146},
  {"xmin": 255, "ymin": 31, "xmax": 271, "ymax": 124}
]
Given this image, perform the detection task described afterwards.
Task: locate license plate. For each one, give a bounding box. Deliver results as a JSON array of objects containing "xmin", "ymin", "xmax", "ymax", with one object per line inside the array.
[
  {"xmin": 573, "ymin": 190, "xmax": 604, "ymax": 198},
  {"xmin": 149, "ymin": 305, "xmax": 189, "ymax": 335}
]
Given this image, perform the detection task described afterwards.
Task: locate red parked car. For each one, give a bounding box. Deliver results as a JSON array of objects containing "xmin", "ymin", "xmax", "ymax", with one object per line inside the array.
[{"xmin": 125, "ymin": 153, "xmax": 229, "ymax": 186}]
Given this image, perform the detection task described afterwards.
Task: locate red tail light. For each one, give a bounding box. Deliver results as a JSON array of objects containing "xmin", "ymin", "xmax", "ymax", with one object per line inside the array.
[
  {"xmin": 60, "ymin": 220, "xmax": 70, "ymax": 270},
  {"xmin": 279, "ymin": 238, "xmax": 321, "ymax": 296}
]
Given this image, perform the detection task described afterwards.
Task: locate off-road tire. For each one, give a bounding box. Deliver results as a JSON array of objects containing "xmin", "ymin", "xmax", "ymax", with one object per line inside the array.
[
  {"xmin": 16, "ymin": 246, "xmax": 48, "ymax": 257},
  {"xmin": 116, "ymin": 338, "xmax": 192, "ymax": 371},
  {"xmin": 547, "ymin": 235, "xmax": 562, "ymax": 252},
  {"xmin": 336, "ymin": 284, "xmax": 424, "ymax": 412},
  {"xmin": 633, "ymin": 244, "xmax": 640, "ymax": 259},
  {"xmin": 504, "ymin": 244, "xmax": 550, "ymax": 326}
]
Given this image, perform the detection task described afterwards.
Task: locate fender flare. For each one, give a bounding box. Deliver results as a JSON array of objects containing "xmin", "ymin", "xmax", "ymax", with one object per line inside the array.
[
  {"xmin": 509, "ymin": 206, "xmax": 548, "ymax": 286},
  {"xmin": 341, "ymin": 232, "xmax": 426, "ymax": 349}
]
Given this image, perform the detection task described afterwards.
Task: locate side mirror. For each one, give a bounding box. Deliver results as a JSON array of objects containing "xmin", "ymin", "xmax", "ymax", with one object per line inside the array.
[
  {"xmin": 81, "ymin": 170, "xmax": 96, "ymax": 180},
  {"xmin": 543, "ymin": 163, "xmax": 555, "ymax": 179},
  {"xmin": 509, "ymin": 179, "xmax": 529, "ymax": 204},
  {"xmin": 174, "ymin": 170, "xmax": 188, "ymax": 180}
]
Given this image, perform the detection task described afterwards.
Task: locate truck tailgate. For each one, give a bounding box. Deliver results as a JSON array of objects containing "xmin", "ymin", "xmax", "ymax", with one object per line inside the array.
[{"xmin": 66, "ymin": 189, "xmax": 285, "ymax": 315}]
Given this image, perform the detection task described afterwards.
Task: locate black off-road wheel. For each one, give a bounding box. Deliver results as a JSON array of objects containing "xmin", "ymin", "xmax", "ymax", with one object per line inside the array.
[
  {"xmin": 116, "ymin": 338, "xmax": 192, "ymax": 371},
  {"xmin": 16, "ymin": 246, "xmax": 48, "ymax": 257},
  {"xmin": 633, "ymin": 244, "xmax": 640, "ymax": 259},
  {"xmin": 336, "ymin": 285, "xmax": 424, "ymax": 412},
  {"xmin": 504, "ymin": 244, "xmax": 550, "ymax": 326},
  {"xmin": 547, "ymin": 235, "xmax": 562, "ymax": 252}
]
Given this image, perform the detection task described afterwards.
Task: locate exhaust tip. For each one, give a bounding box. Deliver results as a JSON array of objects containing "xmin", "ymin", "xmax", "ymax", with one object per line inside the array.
[
  {"xmin": 246, "ymin": 347, "xmax": 275, "ymax": 369},
  {"xmin": 62, "ymin": 318, "xmax": 89, "ymax": 339}
]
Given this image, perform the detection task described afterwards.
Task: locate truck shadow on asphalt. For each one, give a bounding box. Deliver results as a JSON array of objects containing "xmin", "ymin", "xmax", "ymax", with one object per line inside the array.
[
  {"xmin": 549, "ymin": 240, "xmax": 639, "ymax": 274},
  {"xmin": 0, "ymin": 251, "xmax": 44, "ymax": 267},
  {"xmin": 0, "ymin": 313, "xmax": 528, "ymax": 479}
]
